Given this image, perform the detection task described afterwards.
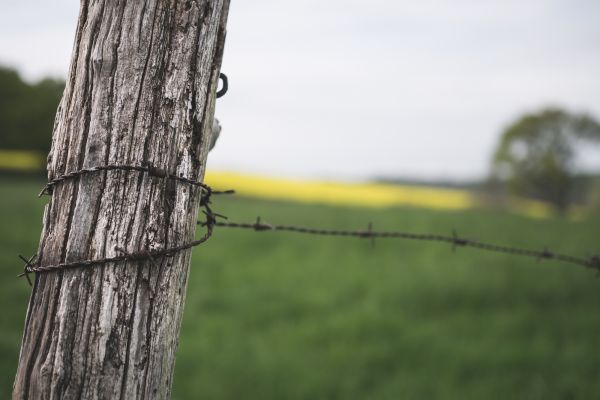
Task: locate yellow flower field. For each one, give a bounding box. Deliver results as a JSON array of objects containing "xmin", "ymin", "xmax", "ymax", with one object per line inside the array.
[
  {"xmin": 204, "ymin": 171, "xmax": 555, "ymax": 219},
  {"xmin": 0, "ymin": 150, "xmax": 556, "ymax": 218},
  {"xmin": 0, "ymin": 150, "xmax": 45, "ymax": 172},
  {"xmin": 205, "ymin": 171, "xmax": 475, "ymax": 210}
]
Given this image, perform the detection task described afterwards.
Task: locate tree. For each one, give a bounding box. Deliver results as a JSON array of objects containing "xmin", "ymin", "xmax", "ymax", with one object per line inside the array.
[
  {"xmin": 13, "ymin": 1, "xmax": 230, "ymax": 399},
  {"xmin": 0, "ymin": 67, "xmax": 64, "ymax": 154},
  {"xmin": 490, "ymin": 108, "xmax": 600, "ymax": 211}
]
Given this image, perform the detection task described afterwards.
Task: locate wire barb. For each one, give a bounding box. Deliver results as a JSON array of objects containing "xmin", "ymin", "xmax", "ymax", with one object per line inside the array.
[
  {"xmin": 451, "ymin": 229, "xmax": 467, "ymax": 252},
  {"xmin": 253, "ymin": 216, "xmax": 273, "ymax": 231},
  {"xmin": 538, "ymin": 248, "xmax": 554, "ymax": 261},
  {"xmin": 360, "ymin": 222, "xmax": 376, "ymax": 248},
  {"xmin": 17, "ymin": 254, "xmax": 37, "ymax": 286}
]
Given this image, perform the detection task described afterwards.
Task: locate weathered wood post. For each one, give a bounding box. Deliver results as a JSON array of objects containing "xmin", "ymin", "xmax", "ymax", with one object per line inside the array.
[{"xmin": 13, "ymin": 1, "xmax": 230, "ymax": 398}]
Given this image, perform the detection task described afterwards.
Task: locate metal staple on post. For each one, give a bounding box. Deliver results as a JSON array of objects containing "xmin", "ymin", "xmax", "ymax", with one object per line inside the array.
[{"xmin": 216, "ymin": 72, "xmax": 228, "ymax": 98}]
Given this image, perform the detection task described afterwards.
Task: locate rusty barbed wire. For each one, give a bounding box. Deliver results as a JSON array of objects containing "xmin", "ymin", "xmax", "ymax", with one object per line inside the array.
[
  {"xmin": 19, "ymin": 163, "xmax": 600, "ymax": 281},
  {"xmin": 19, "ymin": 164, "xmax": 233, "ymax": 284},
  {"xmin": 199, "ymin": 217, "xmax": 600, "ymax": 273},
  {"xmin": 18, "ymin": 199, "xmax": 224, "ymax": 283},
  {"xmin": 19, "ymin": 222, "xmax": 214, "ymax": 277},
  {"xmin": 38, "ymin": 163, "xmax": 235, "ymax": 197}
]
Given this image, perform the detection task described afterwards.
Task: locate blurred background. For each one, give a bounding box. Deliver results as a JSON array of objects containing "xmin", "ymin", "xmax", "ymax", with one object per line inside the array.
[{"xmin": 1, "ymin": 1, "xmax": 599, "ymax": 399}]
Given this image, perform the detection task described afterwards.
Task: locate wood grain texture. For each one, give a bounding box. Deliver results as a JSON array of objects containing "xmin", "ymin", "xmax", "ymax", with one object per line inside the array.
[{"xmin": 13, "ymin": 1, "xmax": 230, "ymax": 398}]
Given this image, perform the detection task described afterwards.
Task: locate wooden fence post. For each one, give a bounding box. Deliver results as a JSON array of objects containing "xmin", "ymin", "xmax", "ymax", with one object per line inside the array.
[{"xmin": 13, "ymin": 1, "xmax": 230, "ymax": 398}]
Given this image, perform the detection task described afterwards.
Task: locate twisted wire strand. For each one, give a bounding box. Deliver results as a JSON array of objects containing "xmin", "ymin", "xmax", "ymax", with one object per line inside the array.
[
  {"xmin": 38, "ymin": 164, "xmax": 235, "ymax": 197},
  {"xmin": 204, "ymin": 219, "xmax": 600, "ymax": 272},
  {"xmin": 20, "ymin": 223, "xmax": 214, "ymax": 275},
  {"xmin": 19, "ymin": 208, "xmax": 219, "ymax": 280},
  {"xmin": 19, "ymin": 164, "xmax": 232, "ymax": 282}
]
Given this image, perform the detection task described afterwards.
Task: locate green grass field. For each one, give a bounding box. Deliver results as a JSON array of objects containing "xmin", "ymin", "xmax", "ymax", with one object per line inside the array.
[{"xmin": 1, "ymin": 178, "xmax": 599, "ymax": 399}]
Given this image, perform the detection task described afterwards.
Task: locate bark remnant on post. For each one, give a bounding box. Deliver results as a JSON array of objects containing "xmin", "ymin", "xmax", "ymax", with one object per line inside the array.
[{"xmin": 13, "ymin": 1, "xmax": 230, "ymax": 398}]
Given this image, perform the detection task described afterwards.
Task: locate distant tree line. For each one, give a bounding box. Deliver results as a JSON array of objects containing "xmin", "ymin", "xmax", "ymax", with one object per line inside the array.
[{"xmin": 0, "ymin": 66, "xmax": 64, "ymax": 153}]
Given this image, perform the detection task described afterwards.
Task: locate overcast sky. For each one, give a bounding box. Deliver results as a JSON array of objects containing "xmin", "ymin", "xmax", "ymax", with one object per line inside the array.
[{"xmin": 1, "ymin": 0, "xmax": 599, "ymax": 181}]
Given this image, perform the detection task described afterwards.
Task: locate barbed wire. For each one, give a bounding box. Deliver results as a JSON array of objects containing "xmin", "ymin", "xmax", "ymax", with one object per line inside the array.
[
  {"xmin": 18, "ymin": 163, "xmax": 600, "ymax": 283},
  {"xmin": 198, "ymin": 217, "xmax": 600, "ymax": 273},
  {"xmin": 18, "ymin": 221, "xmax": 214, "ymax": 275},
  {"xmin": 19, "ymin": 164, "xmax": 232, "ymax": 284},
  {"xmin": 38, "ymin": 163, "xmax": 235, "ymax": 197}
]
